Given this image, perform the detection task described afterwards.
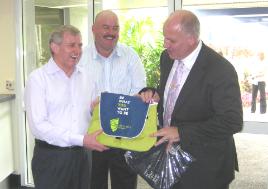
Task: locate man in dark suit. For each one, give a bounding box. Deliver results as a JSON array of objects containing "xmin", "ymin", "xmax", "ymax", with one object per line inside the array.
[{"xmin": 140, "ymin": 10, "xmax": 243, "ymax": 189}]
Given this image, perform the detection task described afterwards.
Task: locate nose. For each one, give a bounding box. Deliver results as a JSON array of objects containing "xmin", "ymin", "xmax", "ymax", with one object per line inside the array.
[
  {"xmin": 163, "ymin": 39, "xmax": 169, "ymax": 49},
  {"xmin": 104, "ymin": 26, "xmax": 119, "ymax": 35},
  {"xmin": 108, "ymin": 27, "xmax": 114, "ymax": 33},
  {"xmin": 74, "ymin": 44, "xmax": 82, "ymax": 55}
]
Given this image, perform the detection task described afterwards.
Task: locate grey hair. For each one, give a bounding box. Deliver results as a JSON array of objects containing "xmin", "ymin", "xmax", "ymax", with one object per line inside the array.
[
  {"xmin": 49, "ymin": 25, "xmax": 81, "ymax": 45},
  {"xmin": 48, "ymin": 25, "xmax": 81, "ymax": 55},
  {"xmin": 180, "ymin": 11, "xmax": 200, "ymax": 39}
]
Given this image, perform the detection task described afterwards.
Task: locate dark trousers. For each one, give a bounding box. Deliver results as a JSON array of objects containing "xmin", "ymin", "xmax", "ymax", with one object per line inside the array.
[
  {"xmin": 171, "ymin": 161, "xmax": 232, "ymax": 189},
  {"xmin": 251, "ymin": 82, "xmax": 266, "ymax": 114},
  {"xmin": 32, "ymin": 140, "xmax": 90, "ymax": 189},
  {"xmin": 172, "ymin": 182, "xmax": 229, "ymax": 189},
  {"xmin": 91, "ymin": 148, "xmax": 137, "ymax": 189}
]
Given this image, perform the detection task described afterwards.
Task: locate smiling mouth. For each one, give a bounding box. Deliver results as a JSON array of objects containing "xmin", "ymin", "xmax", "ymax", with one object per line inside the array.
[
  {"xmin": 104, "ymin": 35, "xmax": 115, "ymax": 40},
  {"xmin": 71, "ymin": 55, "xmax": 79, "ymax": 61}
]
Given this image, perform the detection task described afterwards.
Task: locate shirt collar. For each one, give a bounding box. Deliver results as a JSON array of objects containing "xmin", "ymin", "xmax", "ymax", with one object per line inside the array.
[
  {"xmin": 45, "ymin": 57, "xmax": 81, "ymax": 75},
  {"xmin": 92, "ymin": 42, "xmax": 122, "ymax": 60},
  {"xmin": 45, "ymin": 58, "xmax": 61, "ymax": 74},
  {"xmin": 180, "ymin": 40, "xmax": 202, "ymax": 70}
]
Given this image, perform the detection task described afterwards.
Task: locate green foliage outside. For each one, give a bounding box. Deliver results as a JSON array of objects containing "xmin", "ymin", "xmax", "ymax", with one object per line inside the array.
[
  {"xmin": 119, "ymin": 17, "xmax": 164, "ymax": 88},
  {"xmin": 36, "ymin": 17, "xmax": 164, "ymax": 88}
]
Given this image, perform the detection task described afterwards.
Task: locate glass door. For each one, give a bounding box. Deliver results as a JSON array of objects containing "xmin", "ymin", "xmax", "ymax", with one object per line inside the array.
[
  {"xmin": 182, "ymin": 1, "xmax": 268, "ymax": 125},
  {"xmin": 22, "ymin": 0, "xmax": 268, "ymax": 188},
  {"xmin": 22, "ymin": 0, "xmax": 89, "ymax": 186},
  {"xmin": 21, "ymin": 0, "xmax": 173, "ymax": 187},
  {"xmin": 182, "ymin": 1, "xmax": 268, "ymax": 188}
]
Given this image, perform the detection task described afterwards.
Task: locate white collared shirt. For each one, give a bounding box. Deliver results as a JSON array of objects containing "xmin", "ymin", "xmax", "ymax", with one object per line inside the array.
[
  {"xmin": 164, "ymin": 41, "xmax": 202, "ymax": 112},
  {"xmin": 24, "ymin": 58, "xmax": 98, "ymax": 147}
]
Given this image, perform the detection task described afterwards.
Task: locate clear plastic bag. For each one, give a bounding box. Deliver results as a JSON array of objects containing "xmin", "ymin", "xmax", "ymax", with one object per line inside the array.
[{"xmin": 125, "ymin": 142, "xmax": 195, "ymax": 189}]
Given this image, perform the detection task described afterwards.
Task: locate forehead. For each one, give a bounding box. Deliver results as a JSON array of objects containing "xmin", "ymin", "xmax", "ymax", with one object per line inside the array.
[
  {"xmin": 96, "ymin": 14, "xmax": 119, "ymax": 26},
  {"xmin": 62, "ymin": 32, "xmax": 81, "ymax": 42},
  {"xmin": 164, "ymin": 19, "xmax": 189, "ymax": 40},
  {"xmin": 164, "ymin": 24, "xmax": 180, "ymax": 38}
]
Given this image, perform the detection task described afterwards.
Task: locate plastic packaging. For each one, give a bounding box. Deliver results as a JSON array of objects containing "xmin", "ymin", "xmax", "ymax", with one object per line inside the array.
[{"xmin": 125, "ymin": 142, "xmax": 195, "ymax": 189}]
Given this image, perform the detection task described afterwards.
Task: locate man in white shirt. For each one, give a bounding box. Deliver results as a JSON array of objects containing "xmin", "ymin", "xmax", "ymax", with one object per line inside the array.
[
  {"xmin": 251, "ymin": 52, "xmax": 267, "ymax": 114},
  {"xmin": 79, "ymin": 10, "xmax": 146, "ymax": 189},
  {"xmin": 24, "ymin": 25, "xmax": 108, "ymax": 189}
]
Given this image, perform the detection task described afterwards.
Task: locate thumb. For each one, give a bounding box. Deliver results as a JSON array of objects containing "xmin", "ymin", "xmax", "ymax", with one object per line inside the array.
[{"xmin": 94, "ymin": 129, "xmax": 103, "ymax": 136}]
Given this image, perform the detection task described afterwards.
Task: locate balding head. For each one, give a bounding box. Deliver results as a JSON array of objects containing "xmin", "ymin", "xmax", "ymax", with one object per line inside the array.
[
  {"xmin": 164, "ymin": 10, "xmax": 200, "ymax": 40},
  {"xmin": 92, "ymin": 10, "xmax": 120, "ymax": 57},
  {"xmin": 163, "ymin": 10, "xmax": 200, "ymax": 60},
  {"xmin": 94, "ymin": 10, "xmax": 119, "ymax": 25}
]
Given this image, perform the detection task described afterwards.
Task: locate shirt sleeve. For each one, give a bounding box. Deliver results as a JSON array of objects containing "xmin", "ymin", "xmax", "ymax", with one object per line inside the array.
[
  {"xmin": 128, "ymin": 48, "xmax": 147, "ymax": 95},
  {"xmin": 24, "ymin": 71, "xmax": 84, "ymax": 147}
]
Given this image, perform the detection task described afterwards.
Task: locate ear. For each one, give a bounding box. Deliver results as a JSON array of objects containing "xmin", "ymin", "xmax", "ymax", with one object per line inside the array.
[
  {"xmin": 50, "ymin": 42, "xmax": 60, "ymax": 55},
  {"xmin": 188, "ymin": 35, "xmax": 196, "ymax": 46},
  {"xmin": 92, "ymin": 24, "xmax": 95, "ymax": 33}
]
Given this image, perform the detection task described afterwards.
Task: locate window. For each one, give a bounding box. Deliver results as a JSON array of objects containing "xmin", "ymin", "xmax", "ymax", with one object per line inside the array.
[
  {"xmin": 183, "ymin": 1, "xmax": 268, "ymax": 123},
  {"xmin": 182, "ymin": 1, "xmax": 268, "ymax": 188},
  {"xmin": 21, "ymin": 0, "xmax": 171, "ymax": 186},
  {"xmin": 20, "ymin": 0, "xmax": 268, "ymax": 187},
  {"xmin": 22, "ymin": 0, "xmax": 88, "ymax": 185}
]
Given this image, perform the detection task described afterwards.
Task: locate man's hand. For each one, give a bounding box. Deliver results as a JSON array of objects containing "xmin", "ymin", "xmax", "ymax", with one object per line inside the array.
[
  {"xmin": 151, "ymin": 127, "xmax": 180, "ymax": 151},
  {"xmin": 139, "ymin": 90, "xmax": 160, "ymax": 103},
  {"xmin": 90, "ymin": 96, "xmax": 100, "ymax": 110},
  {"xmin": 83, "ymin": 129, "xmax": 109, "ymax": 151}
]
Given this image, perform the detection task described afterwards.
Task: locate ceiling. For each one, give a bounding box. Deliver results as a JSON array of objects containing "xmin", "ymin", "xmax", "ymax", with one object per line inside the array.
[
  {"xmin": 196, "ymin": 7, "xmax": 268, "ymax": 26},
  {"xmin": 35, "ymin": 0, "xmax": 88, "ymax": 8},
  {"xmin": 34, "ymin": 0, "xmax": 166, "ymax": 9},
  {"xmin": 34, "ymin": 0, "xmax": 268, "ymax": 26}
]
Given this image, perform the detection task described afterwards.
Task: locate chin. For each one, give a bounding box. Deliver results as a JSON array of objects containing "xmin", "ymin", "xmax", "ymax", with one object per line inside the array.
[{"xmin": 168, "ymin": 54, "xmax": 175, "ymax": 59}]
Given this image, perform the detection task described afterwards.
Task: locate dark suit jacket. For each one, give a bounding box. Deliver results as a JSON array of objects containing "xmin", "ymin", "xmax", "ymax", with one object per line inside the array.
[{"xmin": 157, "ymin": 43, "xmax": 243, "ymax": 189}]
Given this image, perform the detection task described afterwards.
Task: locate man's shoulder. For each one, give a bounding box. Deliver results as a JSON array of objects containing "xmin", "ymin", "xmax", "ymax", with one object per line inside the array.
[
  {"xmin": 117, "ymin": 42, "xmax": 138, "ymax": 55},
  {"xmin": 27, "ymin": 58, "xmax": 58, "ymax": 82},
  {"xmin": 28, "ymin": 63, "xmax": 47, "ymax": 78},
  {"xmin": 25, "ymin": 65, "xmax": 49, "ymax": 89}
]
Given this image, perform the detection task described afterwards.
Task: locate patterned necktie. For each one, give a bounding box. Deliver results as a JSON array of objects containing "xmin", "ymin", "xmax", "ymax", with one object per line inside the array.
[{"xmin": 163, "ymin": 61, "xmax": 184, "ymax": 127}]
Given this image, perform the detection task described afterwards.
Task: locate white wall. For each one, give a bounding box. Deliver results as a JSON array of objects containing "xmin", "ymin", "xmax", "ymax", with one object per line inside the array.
[
  {"xmin": 0, "ymin": 101, "xmax": 14, "ymax": 187},
  {"xmin": 0, "ymin": 178, "xmax": 9, "ymax": 189},
  {"xmin": 0, "ymin": 0, "xmax": 21, "ymax": 188},
  {"xmin": 0, "ymin": 0, "xmax": 16, "ymax": 94}
]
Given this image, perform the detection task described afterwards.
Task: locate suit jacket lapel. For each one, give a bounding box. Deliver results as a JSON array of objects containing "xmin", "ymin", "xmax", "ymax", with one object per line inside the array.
[
  {"xmin": 162, "ymin": 55, "xmax": 174, "ymax": 85},
  {"xmin": 159, "ymin": 51, "xmax": 174, "ymax": 96},
  {"xmin": 174, "ymin": 45, "xmax": 209, "ymax": 110}
]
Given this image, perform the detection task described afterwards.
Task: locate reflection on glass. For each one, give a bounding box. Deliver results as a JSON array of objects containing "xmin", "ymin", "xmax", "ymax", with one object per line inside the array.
[
  {"xmin": 182, "ymin": 7, "xmax": 268, "ymax": 122},
  {"xmin": 35, "ymin": 2, "xmax": 88, "ymax": 67},
  {"xmin": 23, "ymin": 0, "xmax": 88, "ymax": 186},
  {"xmin": 35, "ymin": 6, "xmax": 64, "ymax": 67}
]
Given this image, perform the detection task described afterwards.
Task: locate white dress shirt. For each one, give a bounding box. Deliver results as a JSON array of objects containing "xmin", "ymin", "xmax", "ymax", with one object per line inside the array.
[
  {"xmin": 164, "ymin": 41, "xmax": 202, "ymax": 112},
  {"xmin": 24, "ymin": 58, "xmax": 98, "ymax": 147},
  {"xmin": 79, "ymin": 42, "xmax": 146, "ymax": 95},
  {"xmin": 251, "ymin": 58, "xmax": 267, "ymax": 85}
]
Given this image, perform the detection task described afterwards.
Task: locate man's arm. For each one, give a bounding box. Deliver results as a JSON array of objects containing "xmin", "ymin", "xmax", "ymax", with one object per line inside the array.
[
  {"xmin": 83, "ymin": 130, "xmax": 109, "ymax": 151},
  {"xmin": 128, "ymin": 48, "xmax": 147, "ymax": 95}
]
